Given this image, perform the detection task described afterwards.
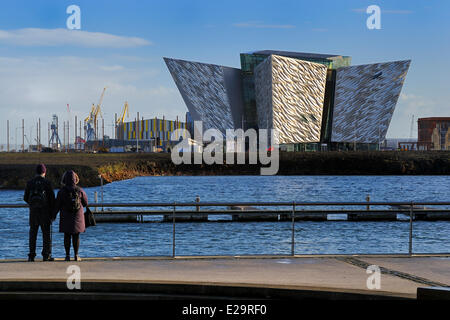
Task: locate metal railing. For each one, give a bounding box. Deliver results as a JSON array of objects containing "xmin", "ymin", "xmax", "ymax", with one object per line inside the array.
[{"xmin": 1, "ymin": 201, "xmax": 450, "ymax": 257}]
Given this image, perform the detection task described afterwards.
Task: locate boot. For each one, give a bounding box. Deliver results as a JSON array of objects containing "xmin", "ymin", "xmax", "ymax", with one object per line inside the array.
[
  {"xmin": 43, "ymin": 255, "xmax": 54, "ymax": 262},
  {"xmin": 27, "ymin": 254, "xmax": 35, "ymax": 262}
]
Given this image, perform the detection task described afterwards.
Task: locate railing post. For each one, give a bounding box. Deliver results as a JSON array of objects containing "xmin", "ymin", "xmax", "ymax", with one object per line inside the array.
[
  {"xmin": 195, "ymin": 195, "xmax": 200, "ymax": 212},
  {"xmin": 172, "ymin": 202, "xmax": 176, "ymax": 258},
  {"xmin": 99, "ymin": 175, "xmax": 104, "ymax": 212},
  {"xmin": 409, "ymin": 201, "xmax": 413, "ymax": 256},
  {"xmin": 291, "ymin": 202, "xmax": 295, "ymax": 256}
]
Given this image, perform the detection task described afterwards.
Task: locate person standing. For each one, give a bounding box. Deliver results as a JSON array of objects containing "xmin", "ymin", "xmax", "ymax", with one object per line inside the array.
[
  {"xmin": 53, "ymin": 170, "xmax": 88, "ymax": 261},
  {"xmin": 24, "ymin": 164, "xmax": 55, "ymax": 262}
]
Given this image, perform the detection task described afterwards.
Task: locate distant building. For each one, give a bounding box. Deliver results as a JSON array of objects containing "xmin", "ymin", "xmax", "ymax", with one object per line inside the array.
[
  {"xmin": 116, "ymin": 115, "xmax": 189, "ymax": 151},
  {"xmin": 382, "ymin": 138, "xmax": 417, "ymax": 151},
  {"xmin": 418, "ymin": 117, "xmax": 450, "ymax": 150},
  {"xmin": 164, "ymin": 50, "xmax": 411, "ymax": 151}
]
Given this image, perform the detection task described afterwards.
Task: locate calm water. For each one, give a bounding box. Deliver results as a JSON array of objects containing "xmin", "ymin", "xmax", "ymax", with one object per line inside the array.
[{"xmin": 0, "ymin": 175, "xmax": 449, "ymax": 259}]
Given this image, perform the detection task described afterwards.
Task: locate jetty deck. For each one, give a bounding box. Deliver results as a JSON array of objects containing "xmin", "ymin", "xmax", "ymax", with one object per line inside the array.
[{"xmin": 0, "ymin": 255, "xmax": 449, "ymax": 300}]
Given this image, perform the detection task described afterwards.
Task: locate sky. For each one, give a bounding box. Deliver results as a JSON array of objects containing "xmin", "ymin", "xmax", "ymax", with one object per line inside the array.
[{"xmin": 0, "ymin": 0, "xmax": 449, "ymax": 147}]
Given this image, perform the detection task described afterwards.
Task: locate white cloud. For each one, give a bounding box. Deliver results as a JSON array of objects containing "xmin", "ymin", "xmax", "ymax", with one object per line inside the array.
[
  {"xmin": 100, "ymin": 65, "xmax": 125, "ymax": 71},
  {"xmin": 233, "ymin": 21, "xmax": 295, "ymax": 29},
  {"xmin": 399, "ymin": 93, "xmax": 435, "ymax": 113},
  {"xmin": 386, "ymin": 92, "xmax": 436, "ymax": 138},
  {"xmin": 0, "ymin": 28, "xmax": 151, "ymax": 48},
  {"xmin": 0, "ymin": 55, "xmax": 186, "ymax": 145}
]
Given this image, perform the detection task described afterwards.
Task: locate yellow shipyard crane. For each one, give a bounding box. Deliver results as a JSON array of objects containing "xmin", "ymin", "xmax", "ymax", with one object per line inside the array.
[
  {"xmin": 115, "ymin": 101, "xmax": 129, "ymax": 141},
  {"xmin": 116, "ymin": 101, "xmax": 129, "ymax": 125},
  {"xmin": 93, "ymin": 86, "xmax": 106, "ymax": 124},
  {"xmin": 85, "ymin": 87, "xmax": 107, "ymax": 141}
]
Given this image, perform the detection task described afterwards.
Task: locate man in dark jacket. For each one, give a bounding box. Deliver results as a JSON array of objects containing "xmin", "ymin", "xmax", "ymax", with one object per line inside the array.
[{"xmin": 24, "ymin": 164, "xmax": 55, "ymax": 262}]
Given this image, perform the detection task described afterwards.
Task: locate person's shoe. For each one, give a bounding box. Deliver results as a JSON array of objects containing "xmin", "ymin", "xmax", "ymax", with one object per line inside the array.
[
  {"xmin": 43, "ymin": 256, "xmax": 54, "ymax": 262},
  {"xmin": 65, "ymin": 255, "xmax": 71, "ymax": 261},
  {"xmin": 27, "ymin": 255, "xmax": 35, "ymax": 262},
  {"xmin": 74, "ymin": 255, "xmax": 82, "ymax": 262}
]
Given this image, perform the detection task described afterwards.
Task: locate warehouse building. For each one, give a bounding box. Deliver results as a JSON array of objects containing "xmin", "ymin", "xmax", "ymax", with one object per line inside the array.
[
  {"xmin": 115, "ymin": 115, "xmax": 190, "ymax": 151},
  {"xmin": 418, "ymin": 117, "xmax": 450, "ymax": 150}
]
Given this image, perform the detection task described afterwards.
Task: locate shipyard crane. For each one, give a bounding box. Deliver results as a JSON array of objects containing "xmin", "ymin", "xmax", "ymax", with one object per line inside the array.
[
  {"xmin": 49, "ymin": 114, "xmax": 62, "ymax": 149},
  {"xmin": 94, "ymin": 87, "xmax": 106, "ymax": 122},
  {"xmin": 409, "ymin": 114, "xmax": 415, "ymax": 139},
  {"xmin": 116, "ymin": 101, "xmax": 129, "ymax": 125},
  {"xmin": 115, "ymin": 101, "xmax": 129, "ymax": 141},
  {"xmin": 85, "ymin": 87, "xmax": 107, "ymax": 141}
]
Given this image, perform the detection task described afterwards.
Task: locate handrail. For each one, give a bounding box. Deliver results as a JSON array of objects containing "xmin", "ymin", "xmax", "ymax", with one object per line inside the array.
[
  {"xmin": 2, "ymin": 200, "xmax": 448, "ymax": 257},
  {"xmin": 1, "ymin": 201, "xmax": 450, "ymax": 208}
]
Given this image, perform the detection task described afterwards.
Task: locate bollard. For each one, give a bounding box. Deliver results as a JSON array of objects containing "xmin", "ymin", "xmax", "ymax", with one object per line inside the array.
[{"xmin": 366, "ymin": 194, "xmax": 370, "ymax": 211}]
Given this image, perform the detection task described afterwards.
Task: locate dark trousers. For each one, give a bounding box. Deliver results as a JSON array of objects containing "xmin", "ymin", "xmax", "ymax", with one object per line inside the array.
[
  {"xmin": 64, "ymin": 233, "xmax": 80, "ymax": 257},
  {"xmin": 29, "ymin": 223, "xmax": 52, "ymax": 258}
]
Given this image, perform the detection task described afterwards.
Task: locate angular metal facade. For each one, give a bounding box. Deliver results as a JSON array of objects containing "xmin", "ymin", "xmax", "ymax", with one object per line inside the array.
[
  {"xmin": 164, "ymin": 53, "xmax": 411, "ymax": 147},
  {"xmin": 331, "ymin": 60, "xmax": 411, "ymax": 143},
  {"xmin": 254, "ymin": 55, "xmax": 328, "ymax": 144},
  {"xmin": 164, "ymin": 58, "xmax": 244, "ymax": 134},
  {"xmin": 253, "ymin": 55, "xmax": 273, "ymax": 132}
]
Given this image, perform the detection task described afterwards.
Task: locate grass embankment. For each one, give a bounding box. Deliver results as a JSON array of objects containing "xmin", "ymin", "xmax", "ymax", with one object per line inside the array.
[{"xmin": 0, "ymin": 151, "xmax": 448, "ymax": 190}]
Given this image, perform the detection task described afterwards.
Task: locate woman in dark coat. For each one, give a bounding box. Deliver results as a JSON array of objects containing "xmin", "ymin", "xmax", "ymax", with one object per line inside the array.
[{"xmin": 54, "ymin": 170, "xmax": 88, "ymax": 261}]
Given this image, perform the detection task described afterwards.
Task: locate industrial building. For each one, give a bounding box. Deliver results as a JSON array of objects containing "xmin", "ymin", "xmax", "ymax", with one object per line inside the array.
[
  {"xmin": 418, "ymin": 117, "xmax": 450, "ymax": 150},
  {"xmin": 115, "ymin": 115, "xmax": 190, "ymax": 151},
  {"xmin": 164, "ymin": 50, "xmax": 411, "ymax": 151}
]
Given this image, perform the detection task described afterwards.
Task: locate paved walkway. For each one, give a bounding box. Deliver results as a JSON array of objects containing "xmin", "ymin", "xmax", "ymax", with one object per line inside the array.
[{"xmin": 1, "ymin": 255, "xmax": 449, "ymax": 299}]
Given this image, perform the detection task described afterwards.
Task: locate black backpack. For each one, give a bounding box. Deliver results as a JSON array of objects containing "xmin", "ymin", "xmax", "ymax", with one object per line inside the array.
[
  {"xmin": 66, "ymin": 187, "xmax": 81, "ymax": 213},
  {"xmin": 28, "ymin": 180, "xmax": 47, "ymax": 209}
]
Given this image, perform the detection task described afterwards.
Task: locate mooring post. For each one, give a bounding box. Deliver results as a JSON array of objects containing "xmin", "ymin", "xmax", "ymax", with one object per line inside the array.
[
  {"xmin": 94, "ymin": 191, "xmax": 98, "ymax": 213},
  {"xmin": 366, "ymin": 194, "xmax": 370, "ymax": 211},
  {"xmin": 172, "ymin": 202, "xmax": 176, "ymax": 258},
  {"xmin": 409, "ymin": 201, "xmax": 413, "ymax": 256},
  {"xmin": 291, "ymin": 202, "xmax": 295, "ymax": 256}
]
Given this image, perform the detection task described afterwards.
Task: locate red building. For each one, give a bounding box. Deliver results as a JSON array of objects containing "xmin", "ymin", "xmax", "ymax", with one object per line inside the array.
[{"xmin": 418, "ymin": 117, "xmax": 450, "ymax": 150}]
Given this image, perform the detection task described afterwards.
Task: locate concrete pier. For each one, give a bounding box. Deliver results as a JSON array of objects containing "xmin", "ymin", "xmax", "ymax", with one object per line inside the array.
[{"xmin": 0, "ymin": 255, "xmax": 449, "ymax": 300}]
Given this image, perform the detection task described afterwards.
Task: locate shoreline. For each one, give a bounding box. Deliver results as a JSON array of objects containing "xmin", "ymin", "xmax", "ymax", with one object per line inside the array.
[{"xmin": 0, "ymin": 151, "xmax": 448, "ymax": 190}]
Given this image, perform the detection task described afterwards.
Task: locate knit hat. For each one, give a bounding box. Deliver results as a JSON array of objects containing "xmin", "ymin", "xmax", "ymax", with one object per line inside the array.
[
  {"xmin": 36, "ymin": 163, "xmax": 46, "ymax": 175},
  {"xmin": 61, "ymin": 170, "xmax": 79, "ymax": 186}
]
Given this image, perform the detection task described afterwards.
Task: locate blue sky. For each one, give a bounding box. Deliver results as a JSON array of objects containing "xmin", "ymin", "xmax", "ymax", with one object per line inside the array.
[{"xmin": 0, "ymin": 0, "xmax": 449, "ymax": 147}]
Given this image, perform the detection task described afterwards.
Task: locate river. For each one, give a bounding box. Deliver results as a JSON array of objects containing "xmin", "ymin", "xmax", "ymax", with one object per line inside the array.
[{"xmin": 0, "ymin": 175, "xmax": 449, "ymax": 259}]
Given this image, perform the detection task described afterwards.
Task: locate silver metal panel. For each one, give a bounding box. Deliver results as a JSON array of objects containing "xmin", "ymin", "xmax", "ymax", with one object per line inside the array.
[
  {"xmin": 164, "ymin": 57, "xmax": 243, "ymax": 134},
  {"xmin": 255, "ymin": 55, "xmax": 327, "ymax": 144},
  {"xmin": 254, "ymin": 55, "xmax": 273, "ymax": 131},
  {"xmin": 222, "ymin": 68, "xmax": 245, "ymax": 129},
  {"xmin": 331, "ymin": 60, "xmax": 411, "ymax": 143}
]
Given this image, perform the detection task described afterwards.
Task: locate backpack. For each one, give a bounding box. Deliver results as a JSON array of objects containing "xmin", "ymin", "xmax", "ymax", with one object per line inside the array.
[
  {"xmin": 66, "ymin": 187, "xmax": 82, "ymax": 213},
  {"xmin": 28, "ymin": 180, "xmax": 47, "ymax": 209}
]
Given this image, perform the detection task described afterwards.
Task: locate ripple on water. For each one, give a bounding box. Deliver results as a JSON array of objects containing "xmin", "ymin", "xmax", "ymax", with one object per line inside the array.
[{"xmin": 0, "ymin": 176, "xmax": 449, "ymax": 258}]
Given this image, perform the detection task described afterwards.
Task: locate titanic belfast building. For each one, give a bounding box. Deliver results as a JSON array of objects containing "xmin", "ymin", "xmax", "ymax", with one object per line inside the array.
[{"xmin": 164, "ymin": 50, "xmax": 410, "ymax": 151}]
